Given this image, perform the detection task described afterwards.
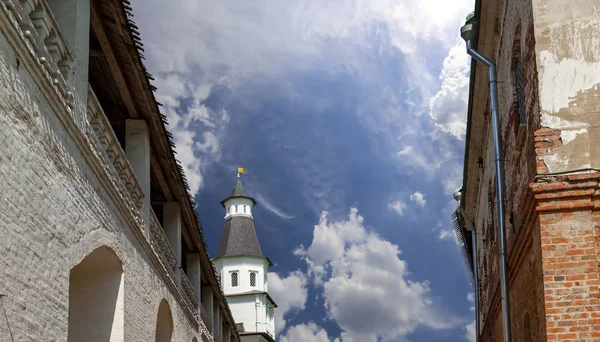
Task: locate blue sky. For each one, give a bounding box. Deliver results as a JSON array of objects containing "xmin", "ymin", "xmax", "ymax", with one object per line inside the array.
[{"xmin": 134, "ymin": 1, "xmax": 475, "ymax": 341}]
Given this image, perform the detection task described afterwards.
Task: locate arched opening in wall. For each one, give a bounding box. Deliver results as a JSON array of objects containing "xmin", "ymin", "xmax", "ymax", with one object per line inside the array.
[
  {"xmin": 68, "ymin": 246, "xmax": 124, "ymax": 342},
  {"xmin": 155, "ymin": 299, "xmax": 174, "ymax": 342},
  {"xmin": 523, "ymin": 312, "xmax": 532, "ymax": 342},
  {"xmin": 192, "ymin": 338, "xmax": 198, "ymax": 342}
]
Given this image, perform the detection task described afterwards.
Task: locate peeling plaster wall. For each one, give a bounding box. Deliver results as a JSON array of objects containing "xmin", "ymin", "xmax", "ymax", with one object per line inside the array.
[{"xmin": 532, "ymin": 0, "xmax": 600, "ymax": 173}]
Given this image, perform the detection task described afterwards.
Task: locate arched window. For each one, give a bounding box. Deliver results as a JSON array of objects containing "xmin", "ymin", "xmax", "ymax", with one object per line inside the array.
[
  {"xmin": 250, "ymin": 272, "xmax": 257, "ymax": 287},
  {"xmin": 244, "ymin": 205, "xmax": 247, "ymax": 213},
  {"xmin": 523, "ymin": 313, "xmax": 532, "ymax": 342},
  {"xmin": 155, "ymin": 299, "xmax": 174, "ymax": 342},
  {"xmin": 68, "ymin": 246, "xmax": 124, "ymax": 342}
]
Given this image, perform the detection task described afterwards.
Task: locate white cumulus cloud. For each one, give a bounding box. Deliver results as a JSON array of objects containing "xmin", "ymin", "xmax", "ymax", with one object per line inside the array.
[
  {"xmin": 389, "ymin": 200, "xmax": 406, "ymax": 217},
  {"xmin": 410, "ymin": 191, "xmax": 427, "ymax": 207},
  {"xmin": 152, "ymin": 76, "xmax": 227, "ymax": 195},
  {"xmin": 429, "ymin": 39, "xmax": 471, "ymax": 139},
  {"xmin": 132, "ymin": 0, "xmax": 473, "ymax": 194},
  {"xmin": 438, "ymin": 228, "xmax": 456, "ymax": 242},
  {"xmin": 295, "ymin": 207, "xmax": 460, "ymax": 341},
  {"xmin": 268, "ymin": 271, "xmax": 308, "ymax": 333},
  {"xmin": 465, "ymin": 320, "xmax": 476, "ymax": 342},
  {"xmin": 281, "ymin": 323, "xmax": 339, "ymax": 342}
]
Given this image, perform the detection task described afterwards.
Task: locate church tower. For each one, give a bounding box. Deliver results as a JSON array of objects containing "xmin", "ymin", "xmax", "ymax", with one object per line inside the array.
[{"xmin": 213, "ymin": 176, "xmax": 277, "ymax": 342}]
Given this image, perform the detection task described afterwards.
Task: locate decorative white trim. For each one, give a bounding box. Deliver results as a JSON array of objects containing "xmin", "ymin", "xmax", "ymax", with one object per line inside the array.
[{"xmin": 0, "ymin": 4, "xmax": 207, "ymax": 332}]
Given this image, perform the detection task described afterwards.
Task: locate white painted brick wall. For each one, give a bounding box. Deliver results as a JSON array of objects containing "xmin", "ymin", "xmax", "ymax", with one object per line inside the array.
[{"xmin": 0, "ymin": 13, "xmax": 209, "ymax": 342}]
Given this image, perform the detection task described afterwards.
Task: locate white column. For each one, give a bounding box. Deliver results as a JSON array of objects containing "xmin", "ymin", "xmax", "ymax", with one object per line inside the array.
[
  {"xmin": 220, "ymin": 312, "xmax": 224, "ymax": 339},
  {"xmin": 255, "ymin": 295, "xmax": 260, "ymax": 332},
  {"xmin": 47, "ymin": 0, "xmax": 90, "ymax": 122},
  {"xmin": 223, "ymin": 324, "xmax": 231, "ymax": 342},
  {"xmin": 125, "ymin": 120, "xmax": 151, "ymax": 225},
  {"xmin": 187, "ymin": 253, "xmax": 202, "ymax": 306},
  {"xmin": 213, "ymin": 300, "xmax": 220, "ymax": 338},
  {"xmin": 164, "ymin": 202, "xmax": 182, "ymax": 282},
  {"xmin": 201, "ymin": 285, "xmax": 213, "ymax": 330}
]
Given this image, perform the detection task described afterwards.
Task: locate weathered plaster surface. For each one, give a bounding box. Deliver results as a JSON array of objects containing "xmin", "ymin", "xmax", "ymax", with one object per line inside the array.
[
  {"xmin": 0, "ymin": 5, "xmax": 212, "ymax": 341},
  {"xmin": 533, "ymin": 0, "xmax": 600, "ymax": 172}
]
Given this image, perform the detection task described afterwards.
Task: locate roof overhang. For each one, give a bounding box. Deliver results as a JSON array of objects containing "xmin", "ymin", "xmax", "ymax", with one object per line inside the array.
[
  {"xmin": 225, "ymin": 290, "xmax": 278, "ymax": 308},
  {"xmin": 239, "ymin": 332, "xmax": 276, "ymax": 342},
  {"xmin": 456, "ymin": 0, "xmax": 483, "ymax": 279},
  {"xmin": 460, "ymin": 0, "xmax": 501, "ymax": 220},
  {"xmin": 212, "ymin": 254, "xmax": 274, "ymax": 267},
  {"xmin": 220, "ymin": 195, "xmax": 258, "ymax": 208}
]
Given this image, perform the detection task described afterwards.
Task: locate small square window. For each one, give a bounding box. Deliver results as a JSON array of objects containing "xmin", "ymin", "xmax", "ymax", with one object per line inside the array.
[
  {"xmin": 231, "ymin": 272, "xmax": 238, "ymax": 287},
  {"xmin": 250, "ymin": 272, "xmax": 257, "ymax": 287}
]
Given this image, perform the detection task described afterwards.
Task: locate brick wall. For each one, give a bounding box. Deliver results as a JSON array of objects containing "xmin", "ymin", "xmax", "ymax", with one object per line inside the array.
[
  {"xmin": 0, "ymin": 10, "xmax": 206, "ymax": 342},
  {"xmin": 532, "ymin": 174, "xmax": 600, "ymax": 341},
  {"xmin": 470, "ymin": 0, "xmax": 547, "ymax": 340},
  {"xmin": 470, "ymin": 0, "xmax": 600, "ymax": 339}
]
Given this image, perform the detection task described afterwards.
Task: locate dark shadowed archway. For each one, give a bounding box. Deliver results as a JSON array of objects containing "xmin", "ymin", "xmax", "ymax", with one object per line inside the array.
[{"xmin": 155, "ymin": 299, "xmax": 174, "ymax": 342}]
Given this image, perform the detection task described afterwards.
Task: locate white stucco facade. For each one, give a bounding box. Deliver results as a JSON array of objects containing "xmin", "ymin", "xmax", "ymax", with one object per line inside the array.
[
  {"xmin": 214, "ymin": 181, "xmax": 276, "ymax": 341},
  {"xmin": 214, "ymin": 256, "xmax": 275, "ymax": 339},
  {"xmin": 224, "ymin": 197, "xmax": 255, "ymax": 220}
]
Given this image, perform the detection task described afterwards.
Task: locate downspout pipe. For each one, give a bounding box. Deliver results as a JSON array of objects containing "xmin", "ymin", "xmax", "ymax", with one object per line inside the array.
[
  {"xmin": 457, "ymin": 206, "xmax": 479, "ymax": 342},
  {"xmin": 460, "ymin": 22, "xmax": 512, "ymax": 342}
]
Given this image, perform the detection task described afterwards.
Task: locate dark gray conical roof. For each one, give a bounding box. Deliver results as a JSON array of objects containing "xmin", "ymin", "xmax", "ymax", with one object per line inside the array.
[
  {"xmin": 215, "ymin": 216, "xmax": 263, "ymax": 258},
  {"xmin": 220, "ymin": 177, "xmax": 257, "ymax": 207},
  {"xmin": 215, "ymin": 177, "xmax": 263, "ymax": 259}
]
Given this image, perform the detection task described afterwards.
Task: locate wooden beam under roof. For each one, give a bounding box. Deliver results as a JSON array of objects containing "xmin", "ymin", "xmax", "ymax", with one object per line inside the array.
[
  {"xmin": 90, "ymin": 2, "xmax": 138, "ymax": 119},
  {"xmin": 92, "ymin": 1, "xmax": 174, "ymax": 202},
  {"xmin": 106, "ymin": 0, "xmax": 205, "ymax": 256}
]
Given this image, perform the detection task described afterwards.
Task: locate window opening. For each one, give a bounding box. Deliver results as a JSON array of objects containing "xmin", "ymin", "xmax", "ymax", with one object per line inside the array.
[
  {"xmin": 250, "ymin": 272, "xmax": 257, "ymax": 287},
  {"xmin": 523, "ymin": 313, "xmax": 532, "ymax": 342},
  {"xmin": 231, "ymin": 272, "xmax": 238, "ymax": 287},
  {"xmin": 514, "ymin": 57, "xmax": 526, "ymax": 125}
]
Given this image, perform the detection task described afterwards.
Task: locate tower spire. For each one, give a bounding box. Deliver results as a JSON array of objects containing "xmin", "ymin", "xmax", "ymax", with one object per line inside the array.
[
  {"xmin": 213, "ymin": 174, "xmax": 277, "ymax": 341},
  {"xmin": 215, "ymin": 176, "xmax": 261, "ymax": 259}
]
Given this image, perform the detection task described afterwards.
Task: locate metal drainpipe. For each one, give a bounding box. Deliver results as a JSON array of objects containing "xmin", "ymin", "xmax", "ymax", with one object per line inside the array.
[
  {"xmin": 461, "ymin": 23, "xmax": 512, "ymax": 342},
  {"xmin": 471, "ymin": 229, "xmax": 480, "ymax": 341},
  {"xmin": 458, "ymin": 206, "xmax": 480, "ymax": 342}
]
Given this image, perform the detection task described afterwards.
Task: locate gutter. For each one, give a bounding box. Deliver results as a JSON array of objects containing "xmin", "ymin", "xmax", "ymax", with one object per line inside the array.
[
  {"xmin": 461, "ymin": 16, "xmax": 512, "ymax": 342},
  {"xmin": 457, "ymin": 2, "xmax": 482, "ymax": 341},
  {"xmin": 459, "ymin": 0, "xmax": 482, "ymax": 211}
]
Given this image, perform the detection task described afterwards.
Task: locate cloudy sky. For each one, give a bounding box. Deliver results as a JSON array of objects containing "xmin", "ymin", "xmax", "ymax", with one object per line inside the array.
[{"xmin": 133, "ymin": 1, "xmax": 475, "ymax": 340}]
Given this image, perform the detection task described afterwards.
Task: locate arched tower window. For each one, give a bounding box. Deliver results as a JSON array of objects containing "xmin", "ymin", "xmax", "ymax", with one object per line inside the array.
[{"xmin": 250, "ymin": 271, "xmax": 257, "ymax": 287}]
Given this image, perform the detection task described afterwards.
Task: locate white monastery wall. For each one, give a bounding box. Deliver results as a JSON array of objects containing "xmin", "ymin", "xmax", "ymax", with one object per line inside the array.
[
  {"xmin": 0, "ymin": 6, "xmax": 206, "ymax": 341},
  {"xmin": 216, "ymin": 257, "xmax": 268, "ymax": 294}
]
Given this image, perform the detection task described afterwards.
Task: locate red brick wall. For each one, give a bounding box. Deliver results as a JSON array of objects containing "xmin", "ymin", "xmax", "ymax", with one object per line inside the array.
[
  {"xmin": 532, "ymin": 174, "xmax": 600, "ymax": 341},
  {"xmin": 472, "ymin": 0, "xmax": 600, "ymax": 339},
  {"xmin": 472, "ymin": 0, "xmax": 547, "ymax": 340}
]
